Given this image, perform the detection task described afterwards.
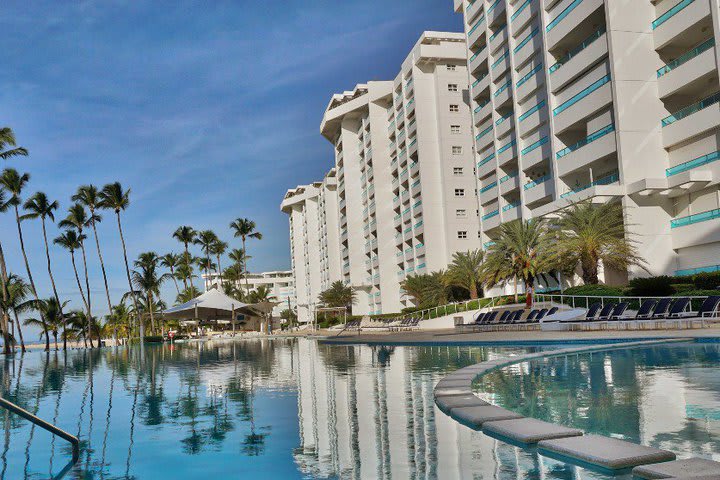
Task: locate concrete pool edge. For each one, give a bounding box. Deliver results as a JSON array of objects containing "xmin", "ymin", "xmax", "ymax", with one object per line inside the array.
[{"xmin": 433, "ymin": 337, "xmax": 720, "ymax": 476}]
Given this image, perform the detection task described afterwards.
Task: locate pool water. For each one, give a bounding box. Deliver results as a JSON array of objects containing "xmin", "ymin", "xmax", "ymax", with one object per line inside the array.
[
  {"xmin": 477, "ymin": 342, "xmax": 720, "ymax": 461},
  {"xmin": 0, "ymin": 339, "xmax": 712, "ymax": 479}
]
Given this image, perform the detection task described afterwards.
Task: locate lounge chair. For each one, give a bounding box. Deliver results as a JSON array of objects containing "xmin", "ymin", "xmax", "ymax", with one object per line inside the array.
[
  {"xmin": 652, "ymin": 297, "xmax": 672, "ymax": 318},
  {"xmin": 547, "ymin": 306, "xmax": 559, "ymax": 316},
  {"xmin": 526, "ymin": 310, "xmax": 539, "ymax": 321},
  {"xmin": 585, "ymin": 302, "xmax": 602, "ymax": 321},
  {"xmin": 693, "ymin": 295, "xmax": 720, "ymax": 318},
  {"xmin": 485, "ymin": 311, "xmax": 499, "ymax": 324},
  {"xmin": 536, "ymin": 308, "xmax": 549, "ymax": 320},
  {"xmin": 512, "ymin": 310, "xmax": 524, "ymax": 322},
  {"xmin": 666, "ymin": 297, "xmax": 690, "ymax": 318},
  {"xmin": 596, "ymin": 303, "xmax": 616, "ymax": 321},
  {"xmin": 498, "ymin": 310, "xmax": 511, "ymax": 323},
  {"xmin": 473, "ymin": 312, "xmax": 487, "ymax": 324},
  {"xmin": 609, "ymin": 302, "xmax": 628, "ymax": 320},
  {"xmin": 635, "ymin": 299, "xmax": 657, "ymax": 319}
]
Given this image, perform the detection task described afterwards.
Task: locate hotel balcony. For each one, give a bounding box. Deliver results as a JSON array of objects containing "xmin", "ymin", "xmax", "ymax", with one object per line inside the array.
[
  {"xmin": 495, "ymin": 112, "xmax": 514, "ymax": 139},
  {"xmin": 523, "ymin": 175, "xmax": 554, "ymax": 206},
  {"xmin": 406, "ymin": 98, "xmax": 416, "ymax": 117},
  {"xmin": 410, "ymin": 178, "xmax": 421, "ymax": 197},
  {"xmin": 410, "ymin": 159, "xmax": 419, "ymax": 176},
  {"xmin": 499, "ymin": 172, "xmax": 520, "ymax": 195},
  {"xmin": 480, "ymin": 180, "xmax": 498, "ymax": 205},
  {"xmin": 466, "ymin": 0, "xmax": 484, "ymax": 23},
  {"xmin": 546, "ymin": 0, "xmax": 605, "ymax": 51},
  {"xmin": 467, "ymin": 13, "xmax": 487, "ymax": 48},
  {"xmin": 661, "ymin": 92, "xmax": 720, "ymax": 148},
  {"xmin": 555, "ymin": 124, "xmax": 617, "ymax": 177},
  {"xmin": 513, "ymin": 28, "xmax": 541, "ymax": 69},
  {"xmin": 510, "ymin": 0, "xmax": 537, "ymax": 33},
  {"xmin": 392, "ymin": 195, "xmax": 400, "ymax": 209},
  {"xmin": 516, "ymin": 64, "xmax": 544, "ymax": 102},
  {"xmin": 549, "ymin": 28, "xmax": 608, "ymax": 94},
  {"xmin": 489, "ymin": 25, "xmax": 507, "ymax": 54},
  {"xmin": 407, "ymin": 117, "xmax": 417, "ymax": 137},
  {"xmin": 501, "ymin": 202, "xmax": 522, "ymax": 221},
  {"xmin": 412, "ymin": 200, "xmax": 423, "ymax": 217},
  {"xmin": 652, "ymin": 0, "xmax": 712, "ymax": 50},
  {"xmin": 671, "ymin": 208, "xmax": 720, "ymax": 249},
  {"xmin": 477, "ymin": 152, "xmax": 497, "ymax": 178},
  {"xmin": 657, "ymin": 39, "xmax": 716, "ymax": 100},
  {"xmin": 497, "ymin": 137, "xmax": 518, "ymax": 166},
  {"xmin": 626, "ymin": 168, "xmax": 712, "ymax": 199},
  {"xmin": 482, "ymin": 209, "xmax": 502, "ymax": 230},
  {"xmin": 474, "ymin": 99, "xmax": 493, "ymax": 125},
  {"xmin": 494, "ymin": 79, "xmax": 513, "ymax": 105},
  {"xmin": 413, "ymin": 220, "xmax": 425, "ymax": 237},
  {"xmin": 393, "ymin": 214, "xmax": 402, "ymax": 229},
  {"xmin": 472, "ymin": 73, "xmax": 492, "ymax": 100},
  {"xmin": 475, "ymin": 121, "xmax": 494, "ymax": 150},
  {"xmin": 518, "ymin": 99, "xmax": 547, "ymax": 138},
  {"xmin": 414, "ymin": 242, "xmax": 426, "ymax": 257},
  {"xmin": 372, "ymin": 256, "xmax": 379, "ymax": 269},
  {"xmin": 487, "ymin": 0, "xmax": 506, "ymax": 26},
  {"xmin": 408, "ymin": 138, "xmax": 418, "ymax": 156},
  {"xmin": 553, "ymin": 74, "xmax": 613, "ymax": 134},
  {"xmin": 520, "ymin": 135, "xmax": 550, "ymax": 169},
  {"xmin": 491, "ymin": 50, "xmax": 511, "ymax": 79},
  {"xmin": 469, "ymin": 45, "xmax": 489, "ymax": 74}
]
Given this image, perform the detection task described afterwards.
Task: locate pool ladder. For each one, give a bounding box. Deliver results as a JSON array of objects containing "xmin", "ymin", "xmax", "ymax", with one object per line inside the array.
[{"xmin": 0, "ymin": 395, "xmax": 79, "ymax": 463}]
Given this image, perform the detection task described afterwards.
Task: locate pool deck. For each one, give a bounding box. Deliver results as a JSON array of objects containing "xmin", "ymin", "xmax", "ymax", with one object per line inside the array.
[{"xmin": 319, "ymin": 326, "xmax": 720, "ymax": 345}]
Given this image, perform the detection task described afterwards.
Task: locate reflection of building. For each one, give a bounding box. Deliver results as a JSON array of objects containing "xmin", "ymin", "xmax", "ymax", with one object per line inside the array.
[
  {"xmin": 205, "ymin": 270, "xmax": 295, "ymax": 318},
  {"xmin": 452, "ymin": 0, "xmax": 720, "ymax": 280}
]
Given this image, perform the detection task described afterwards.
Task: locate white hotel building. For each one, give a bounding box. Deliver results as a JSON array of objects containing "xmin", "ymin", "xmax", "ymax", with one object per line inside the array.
[
  {"xmin": 283, "ymin": 32, "xmax": 480, "ymax": 321},
  {"xmin": 454, "ymin": 0, "xmax": 720, "ymax": 279}
]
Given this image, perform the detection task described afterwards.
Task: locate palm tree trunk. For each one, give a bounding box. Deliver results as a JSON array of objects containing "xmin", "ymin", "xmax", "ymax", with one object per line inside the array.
[
  {"xmin": 116, "ymin": 212, "xmax": 142, "ymax": 338},
  {"xmin": 12, "ymin": 310, "xmax": 25, "ymax": 353},
  {"xmin": 242, "ymin": 237, "xmax": 250, "ymax": 293},
  {"xmin": 216, "ymin": 255, "xmax": 223, "ymax": 289},
  {"xmin": 182, "ymin": 243, "xmax": 189, "ymax": 291},
  {"xmin": 148, "ymin": 293, "xmax": 156, "ymax": 334},
  {"xmin": 79, "ymin": 239, "xmax": 95, "ymax": 348},
  {"xmin": 0, "ymin": 242, "xmax": 10, "ymax": 355},
  {"xmin": 41, "ymin": 218, "xmax": 65, "ymax": 353},
  {"xmin": 70, "ymin": 250, "xmax": 89, "ymax": 310},
  {"xmin": 170, "ymin": 266, "xmax": 180, "ymax": 295},
  {"xmin": 91, "ymin": 218, "xmax": 113, "ymax": 316},
  {"xmin": 53, "ymin": 331, "xmax": 58, "ymax": 351},
  {"xmin": 513, "ymin": 277, "xmax": 518, "ymax": 304},
  {"xmin": 14, "ymin": 205, "xmax": 49, "ymax": 351}
]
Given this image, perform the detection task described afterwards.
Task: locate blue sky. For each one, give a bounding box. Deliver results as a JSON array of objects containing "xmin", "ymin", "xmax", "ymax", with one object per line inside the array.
[{"xmin": 0, "ymin": 0, "xmax": 462, "ymax": 322}]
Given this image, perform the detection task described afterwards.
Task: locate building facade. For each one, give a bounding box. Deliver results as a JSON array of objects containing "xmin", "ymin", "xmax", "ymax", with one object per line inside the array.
[
  {"xmin": 453, "ymin": 0, "xmax": 720, "ymax": 279},
  {"xmin": 317, "ymin": 32, "xmax": 480, "ymax": 315},
  {"xmin": 205, "ymin": 270, "xmax": 296, "ymax": 318}
]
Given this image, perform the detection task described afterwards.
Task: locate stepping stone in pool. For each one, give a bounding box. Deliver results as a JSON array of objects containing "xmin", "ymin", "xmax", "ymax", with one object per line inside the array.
[
  {"xmin": 482, "ymin": 418, "xmax": 583, "ymax": 446},
  {"xmin": 537, "ymin": 435, "xmax": 676, "ymax": 472},
  {"xmin": 633, "ymin": 458, "xmax": 720, "ymax": 479},
  {"xmin": 435, "ymin": 394, "xmax": 489, "ymax": 414},
  {"xmin": 449, "ymin": 405, "xmax": 523, "ymax": 430}
]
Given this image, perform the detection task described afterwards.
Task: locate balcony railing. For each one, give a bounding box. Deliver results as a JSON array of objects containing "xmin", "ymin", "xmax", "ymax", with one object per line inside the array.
[
  {"xmin": 483, "ymin": 241, "xmax": 496, "ymax": 248},
  {"xmin": 657, "ymin": 38, "xmax": 714, "ymax": 77},
  {"xmin": 671, "ymin": 207, "xmax": 720, "ymax": 228},
  {"xmin": 521, "ymin": 136, "xmax": 547, "ymax": 155},
  {"xmin": 556, "ymin": 123, "xmax": 615, "ymax": 159},
  {"xmin": 661, "ymin": 91, "xmax": 720, "ymax": 127},
  {"xmin": 553, "ymin": 74, "xmax": 611, "ymax": 116},
  {"xmin": 476, "ymin": 124, "xmax": 493, "ymax": 140},
  {"xmin": 559, "ymin": 170, "xmax": 619, "ymax": 198},
  {"xmin": 482, "ymin": 210, "xmax": 500, "ymax": 220},
  {"xmin": 487, "ymin": 0, "xmax": 503, "ymax": 13},
  {"xmin": 495, "ymin": 111, "xmax": 513, "ymax": 125},
  {"xmin": 514, "ymin": 27, "xmax": 539, "ymax": 54},
  {"xmin": 480, "ymin": 181, "xmax": 497, "ymax": 193},
  {"xmin": 511, "ymin": 0, "xmax": 531, "ymax": 22},
  {"xmin": 475, "ymin": 98, "xmax": 491, "ymax": 112},
  {"xmin": 499, "ymin": 171, "xmax": 518, "ymax": 183},
  {"xmin": 666, "ymin": 150, "xmax": 720, "ymax": 176},
  {"xmin": 494, "ymin": 80, "xmax": 512, "ymax": 97},
  {"xmin": 516, "ymin": 63, "xmax": 543, "ymax": 89},
  {"xmin": 477, "ymin": 152, "xmax": 495, "ymax": 167},
  {"xmin": 652, "ymin": 0, "xmax": 695, "ymax": 30},
  {"xmin": 519, "ymin": 99, "xmax": 545, "ymax": 122},
  {"xmin": 472, "ymin": 72, "xmax": 490, "ymax": 87},
  {"xmin": 502, "ymin": 201, "xmax": 520, "ymax": 211},
  {"xmin": 489, "ymin": 24, "xmax": 506, "ymax": 42},
  {"xmin": 547, "ymin": 0, "xmax": 583, "ymax": 32},
  {"xmin": 676, "ymin": 264, "xmax": 720, "ymax": 276},
  {"xmin": 498, "ymin": 139, "xmax": 516, "ymax": 154},
  {"xmin": 468, "ymin": 14, "xmax": 486, "ymax": 36},
  {"xmin": 549, "ymin": 26, "xmax": 606, "ymax": 74},
  {"xmin": 492, "ymin": 49, "xmax": 509, "ymax": 69},
  {"xmin": 524, "ymin": 173, "xmax": 551, "ymax": 190},
  {"xmin": 470, "ymin": 45, "xmax": 488, "ymax": 62}
]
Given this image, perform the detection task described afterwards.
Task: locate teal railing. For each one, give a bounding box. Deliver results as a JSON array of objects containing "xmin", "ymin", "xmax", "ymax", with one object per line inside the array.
[
  {"xmin": 559, "ymin": 170, "xmax": 619, "ymax": 199},
  {"xmin": 524, "ymin": 174, "xmax": 551, "ymax": 190},
  {"xmin": 521, "ymin": 136, "xmax": 548, "ymax": 155},
  {"xmin": 666, "ymin": 150, "xmax": 720, "ymax": 176},
  {"xmin": 676, "ymin": 264, "xmax": 720, "ymax": 276},
  {"xmin": 516, "ymin": 63, "xmax": 543, "ymax": 89},
  {"xmin": 661, "ymin": 91, "xmax": 720, "ymax": 127},
  {"xmin": 547, "ymin": 0, "xmax": 583, "ymax": 32},
  {"xmin": 470, "ymin": 45, "xmax": 488, "ymax": 62},
  {"xmin": 511, "ymin": 0, "xmax": 532, "ymax": 22},
  {"xmin": 519, "ymin": 99, "xmax": 545, "ymax": 122},
  {"xmin": 492, "ymin": 50, "xmax": 510, "ymax": 69},
  {"xmin": 494, "ymin": 80, "xmax": 512, "ymax": 97},
  {"xmin": 474, "ymin": 98, "xmax": 491, "ymax": 113},
  {"xmin": 657, "ymin": 38, "xmax": 714, "ymax": 77},
  {"xmin": 553, "ymin": 74, "xmax": 611, "ymax": 116},
  {"xmin": 489, "ymin": 24, "xmax": 506, "ymax": 42},
  {"xmin": 476, "ymin": 124, "xmax": 493, "ymax": 141},
  {"xmin": 499, "ymin": 171, "xmax": 518, "ymax": 183},
  {"xmin": 556, "ymin": 123, "xmax": 615, "ymax": 159},
  {"xmin": 652, "ymin": 0, "xmax": 695, "ymax": 30},
  {"xmin": 495, "ymin": 111, "xmax": 513, "ymax": 125},
  {"xmin": 514, "ymin": 27, "xmax": 539, "ymax": 54},
  {"xmin": 498, "ymin": 139, "xmax": 516, "ymax": 154},
  {"xmin": 477, "ymin": 152, "xmax": 495, "ymax": 167},
  {"xmin": 480, "ymin": 181, "xmax": 497, "ymax": 193},
  {"xmin": 468, "ymin": 14, "xmax": 486, "ymax": 36},
  {"xmin": 488, "ymin": 0, "xmax": 503, "ymax": 13},
  {"xmin": 549, "ymin": 26, "xmax": 606, "ymax": 74},
  {"xmin": 472, "ymin": 72, "xmax": 489, "ymax": 87},
  {"xmin": 671, "ymin": 208, "xmax": 720, "ymax": 228},
  {"xmin": 482, "ymin": 210, "xmax": 500, "ymax": 220},
  {"xmin": 502, "ymin": 201, "xmax": 520, "ymax": 212},
  {"xmin": 483, "ymin": 241, "xmax": 496, "ymax": 248}
]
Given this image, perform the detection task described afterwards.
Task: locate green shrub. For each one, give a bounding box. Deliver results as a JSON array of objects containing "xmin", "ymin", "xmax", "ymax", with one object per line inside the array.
[
  {"xmin": 628, "ymin": 276, "xmax": 674, "ymax": 296},
  {"xmin": 143, "ymin": 336, "xmax": 164, "ymax": 343},
  {"xmin": 563, "ymin": 285, "xmax": 624, "ymax": 297},
  {"xmin": 670, "ymin": 283, "xmax": 695, "ymax": 294},
  {"xmin": 692, "ymin": 272, "xmax": 720, "ymax": 290},
  {"xmin": 672, "ymin": 289, "xmax": 720, "ymax": 309}
]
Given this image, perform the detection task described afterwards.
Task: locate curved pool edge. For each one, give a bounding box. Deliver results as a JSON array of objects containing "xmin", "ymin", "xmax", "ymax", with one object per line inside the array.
[{"xmin": 433, "ymin": 337, "xmax": 709, "ymax": 474}]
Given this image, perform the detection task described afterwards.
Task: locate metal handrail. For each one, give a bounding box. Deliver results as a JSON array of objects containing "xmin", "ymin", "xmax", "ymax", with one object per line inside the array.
[{"xmin": 0, "ymin": 396, "xmax": 79, "ymax": 462}]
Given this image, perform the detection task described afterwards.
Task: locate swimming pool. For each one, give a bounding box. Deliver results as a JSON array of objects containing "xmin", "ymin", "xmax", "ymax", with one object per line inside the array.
[{"xmin": 0, "ymin": 339, "xmax": 715, "ymax": 479}]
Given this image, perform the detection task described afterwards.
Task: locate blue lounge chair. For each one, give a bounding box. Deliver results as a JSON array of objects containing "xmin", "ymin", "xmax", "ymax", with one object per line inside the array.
[
  {"xmin": 609, "ymin": 302, "xmax": 628, "ymax": 320},
  {"xmin": 635, "ymin": 299, "xmax": 657, "ymax": 319},
  {"xmin": 585, "ymin": 303, "xmax": 602, "ymax": 321},
  {"xmin": 536, "ymin": 308, "xmax": 549, "ymax": 320},
  {"xmin": 652, "ymin": 298, "xmax": 672, "ymax": 318},
  {"xmin": 597, "ymin": 303, "xmax": 616, "ymax": 320}
]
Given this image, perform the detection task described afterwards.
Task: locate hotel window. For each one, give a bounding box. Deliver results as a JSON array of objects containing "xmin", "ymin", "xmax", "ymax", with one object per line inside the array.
[
  {"xmin": 453, "ymin": 167, "xmax": 463, "ymax": 176},
  {"xmin": 456, "ymin": 209, "xmax": 467, "ymax": 218},
  {"xmin": 447, "ymin": 64, "xmax": 456, "ymax": 71},
  {"xmin": 455, "ymin": 188, "xmax": 465, "ymax": 197},
  {"xmin": 457, "ymin": 231, "xmax": 468, "ymax": 239},
  {"xmin": 452, "ymin": 146, "xmax": 463, "ymax": 155},
  {"xmin": 449, "ymin": 104, "xmax": 459, "ymax": 112},
  {"xmin": 451, "ymin": 125, "xmax": 461, "ymax": 134},
  {"xmin": 448, "ymin": 84, "xmax": 458, "ymax": 92}
]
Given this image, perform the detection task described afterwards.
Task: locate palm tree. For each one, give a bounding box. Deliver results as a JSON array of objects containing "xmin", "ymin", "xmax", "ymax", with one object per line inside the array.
[
  {"xmin": 172, "ymin": 226, "xmax": 196, "ymax": 290},
  {"xmin": 210, "ymin": 239, "xmax": 228, "ymax": 287},
  {"xmin": 177, "ymin": 285, "xmax": 201, "ymax": 304},
  {"xmin": 160, "ymin": 253, "xmax": 182, "ymax": 295},
  {"xmin": 445, "ymin": 250, "xmax": 484, "ymax": 299},
  {"xmin": 23, "ymin": 192, "xmax": 66, "ymax": 346},
  {"xmin": 0, "ymin": 274, "xmax": 35, "ymax": 352},
  {"xmin": 318, "ymin": 281, "xmax": 356, "ymax": 312},
  {"xmin": 193, "ymin": 230, "xmax": 218, "ymax": 288},
  {"xmin": 131, "ymin": 252, "xmax": 168, "ymax": 335},
  {"xmin": 105, "ymin": 303, "xmax": 132, "ymax": 342},
  {"xmin": 0, "ymin": 168, "xmax": 50, "ymax": 349},
  {"xmin": 99, "ymin": 182, "xmax": 141, "ymax": 337},
  {"xmin": 400, "ymin": 271, "xmax": 449, "ymax": 308},
  {"xmin": 229, "ymin": 218, "xmax": 262, "ymax": 291},
  {"xmin": 73, "ymin": 185, "xmax": 113, "ymax": 314},
  {"xmin": 24, "ymin": 298, "xmax": 69, "ymax": 351},
  {"xmin": 482, "ymin": 219, "xmax": 554, "ymax": 307},
  {"xmin": 247, "ymin": 284, "xmax": 271, "ymax": 304},
  {"xmin": 54, "ymin": 230, "xmax": 89, "ymax": 313},
  {"xmin": 0, "ymin": 127, "xmax": 28, "ymax": 160},
  {"xmin": 550, "ymin": 199, "xmax": 647, "ymax": 285},
  {"xmin": 59, "ymin": 203, "xmax": 95, "ymax": 348}
]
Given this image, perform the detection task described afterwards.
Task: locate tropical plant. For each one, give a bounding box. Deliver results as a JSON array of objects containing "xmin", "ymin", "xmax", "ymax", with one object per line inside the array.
[
  {"xmin": 131, "ymin": 252, "xmax": 168, "ymax": 335},
  {"xmin": 229, "ymin": 218, "xmax": 262, "ymax": 290},
  {"xmin": 193, "ymin": 230, "xmax": 218, "ymax": 287},
  {"xmin": 445, "ymin": 249, "xmax": 484, "ymax": 299},
  {"xmin": 59, "ymin": 202, "xmax": 95, "ymax": 347},
  {"xmin": 160, "ymin": 253, "xmax": 182, "ymax": 295},
  {"xmin": 99, "ymin": 182, "xmax": 141, "ymax": 336},
  {"xmin": 550, "ymin": 199, "xmax": 647, "ymax": 285},
  {"xmin": 73, "ymin": 184, "xmax": 113, "ymax": 313},
  {"xmin": 0, "ymin": 168, "xmax": 50, "ymax": 349},
  {"xmin": 318, "ymin": 281, "xmax": 356, "ymax": 312},
  {"xmin": 210, "ymin": 239, "xmax": 228, "ymax": 286},
  {"xmin": 482, "ymin": 219, "xmax": 554, "ymax": 307},
  {"xmin": 247, "ymin": 284, "xmax": 272, "ymax": 304},
  {"xmin": 54, "ymin": 230, "xmax": 89, "ymax": 313},
  {"xmin": 400, "ymin": 271, "xmax": 450, "ymax": 308},
  {"xmin": 177, "ymin": 285, "xmax": 201, "ymax": 304},
  {"xmin": 24, "ymin": 298, "xmax": 69, "ymax": 351},
  {"xmin": 0, "ymin": 127, "xmax": 28, "ymax": 160},
  {"xmin": 0, "ymin": 274, "xmax": 36, "ymax": 352},
  {"xmin": 105, "ymin": 303, "xmax": 132, "ymax": 342},
  {"xmin": 172, "ymin": 226, "xmax": 197, "ymax": 290}
]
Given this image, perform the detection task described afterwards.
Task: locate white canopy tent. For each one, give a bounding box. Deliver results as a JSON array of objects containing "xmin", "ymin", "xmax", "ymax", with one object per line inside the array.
[{"xmin": 162, "ymin": 289, "xmax": 255, "ymax": 333}]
